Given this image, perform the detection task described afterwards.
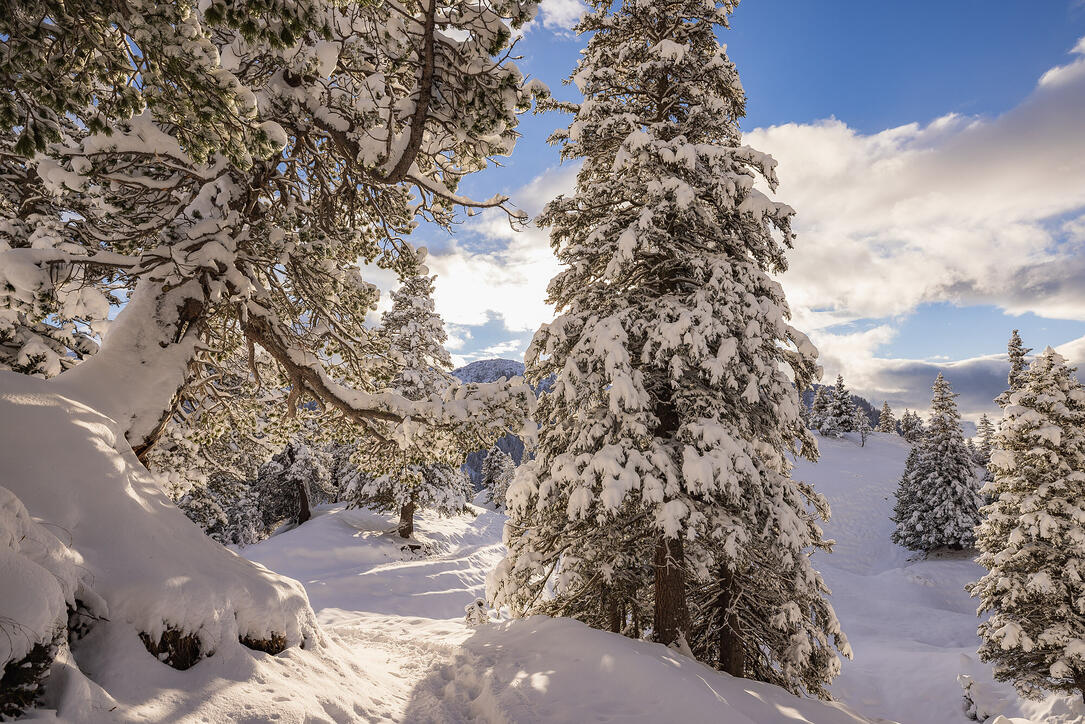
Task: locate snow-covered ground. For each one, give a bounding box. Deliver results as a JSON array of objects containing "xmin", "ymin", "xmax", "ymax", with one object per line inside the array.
[{"xmin": 11, "ymin": 402, "xmax": 1082, "ymax": 723}]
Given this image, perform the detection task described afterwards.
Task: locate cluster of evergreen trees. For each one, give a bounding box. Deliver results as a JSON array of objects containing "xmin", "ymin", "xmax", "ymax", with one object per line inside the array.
[{"xmin": 881, "ymin": 329, "xmax": 1085, "ymax": 699}]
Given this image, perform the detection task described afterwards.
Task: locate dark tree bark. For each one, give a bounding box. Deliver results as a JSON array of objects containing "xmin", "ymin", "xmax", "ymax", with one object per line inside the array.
[
  {"xmin": 398, "ymin": 500, "xmax": 416, "ymax": 538},
  {"xmin": 653, "ymin": 534, "xmax": 690, "ymax": 647},
  {"xmin": 717, "ymin": 565, "xmax": 745, "ymax": 677},
  {"xmin": 295, "ymin": 478, "xmax": 312, "ymax": 525},
  {"xmin": 650, "ymin": 380, "xmax": 690, "ymax": 647}
]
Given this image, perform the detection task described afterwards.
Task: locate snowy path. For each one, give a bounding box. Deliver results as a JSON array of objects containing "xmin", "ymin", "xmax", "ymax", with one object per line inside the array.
[{"xmin": 241, "ymin": 505, "xmax": 876, "ymax": 724}]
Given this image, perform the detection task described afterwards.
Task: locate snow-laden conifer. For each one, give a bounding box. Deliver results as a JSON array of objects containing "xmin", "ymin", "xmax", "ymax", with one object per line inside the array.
[
  {"xmin": 481, "ymin": 446, "xmax": 516, "ymax": 509},
  {"xmin": 891, "ymin": 374, "xmax": 982, "ymax": 551},
  {"xmin": 899, "ymin": 410, "xmax": 925, "ymax": 443},
  {"xmin": 819, "ymin": 375, "xmax": 857, "ymax": 437},
  {"xmin": 890, "ymin": 447, "xmax": 921, "ymax": 539},
  {"xmin": 348, "ymin": 275, "xmax": 475, "ymax": 538},
  {"xmin": 488, "ymin": 0, "xmax": 847, "ymax": 696},
  {"xmin": 252, "ymin": 440, "xmax": 333, "ymax": 531},
  {"xmin": 969, "ymin": 347, "xmax": 1085, "ymax": 700},
  {"xmin": 996, "ymin": 330, "xmax": 1033, "ymax": 408},
  {"xmin": 811, "ymin": 387, "xmax": 831, "ymax": 430},
  {"xmin": 876, "ymin": 401, "xmax": 897, "ymax": 434},
  {"xmin": 975, "ymin": 413, "xmax": 995, "ymax": 467}
]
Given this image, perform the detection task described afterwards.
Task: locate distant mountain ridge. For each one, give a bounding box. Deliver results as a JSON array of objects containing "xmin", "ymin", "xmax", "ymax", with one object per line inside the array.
[
  {"xmin": 452, "ymin": 358, "xmax": 525, "ymax": 384},
  {"xmin": 453, "ymin": 358, "xmax": 527, "ymax": 481}
]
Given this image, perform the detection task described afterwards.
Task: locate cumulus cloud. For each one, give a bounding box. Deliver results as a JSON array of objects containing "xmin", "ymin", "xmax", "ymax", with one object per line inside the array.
[
  {"xmin": 538, "ymin": 0, "xmax": 586, "ymax": 31},
  {"xmin": 751, "ymin": 36, "xmax": 1085, "ymax": 335},
  {"xmin": 424, "ymin": 165, "xmax": 576, "ymax": 333}
]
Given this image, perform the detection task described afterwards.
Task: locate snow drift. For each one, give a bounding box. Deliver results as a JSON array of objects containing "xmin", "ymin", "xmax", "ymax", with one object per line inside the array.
[{"xmin": 0, "ymin": 372, "xmax": 320, "ymax": 716}]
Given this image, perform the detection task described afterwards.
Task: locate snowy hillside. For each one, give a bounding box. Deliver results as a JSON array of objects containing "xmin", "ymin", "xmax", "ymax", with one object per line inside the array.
[{"xmin": 795, "ymin": 433, "xmax": 1082, "ymax": 724}]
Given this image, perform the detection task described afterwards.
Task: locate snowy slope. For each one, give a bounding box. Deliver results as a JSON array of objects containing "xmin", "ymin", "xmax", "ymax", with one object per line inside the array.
[{"xmin": 799, "ymin": 432, "xmax": 1082, "ymax": 724}]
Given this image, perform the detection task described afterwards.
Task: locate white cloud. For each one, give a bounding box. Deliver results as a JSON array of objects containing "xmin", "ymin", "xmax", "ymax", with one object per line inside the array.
[
  {"xmin": 538, "ymin": 0, "xmax": 586, "ymax": 31},
  {"xmin": 425, "ymin": 165, "xmax": 577, "ymax": 333},
  {"xmin": 749, "ymin": 38, "xmax": 1085, "ymax": 337}
]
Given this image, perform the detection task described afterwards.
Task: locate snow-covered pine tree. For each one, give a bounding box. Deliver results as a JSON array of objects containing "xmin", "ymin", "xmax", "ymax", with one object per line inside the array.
[
  {"xmin": 968, "ymin": 347, "xmax": 1085, "ymax": 699},
  {"xmin": 996, "ymin": 330, "xmax": 1033, "ymax": 408},
  {"xmin": 890, "ymin": 446, "xmax": 921, "ymax": 541},
  {"xmin": 899, "ymin": 410, "xmax": 925, "ymax": 443},
  {"xmin": 252, "ymin": 440, "xmax": 333, "ymax": 532},
  {"xmin": 348, "ymin": 274, "xmax": 475, "ymax": 538},
  {"xmin": 854, "ymin": 407, "xmax": 871, "ymax": 447},
  {"xmin": 975, "ymin": 413, "xmax": 995, "ymax": 466},
  {"xmin": 811, "ymin": 386, "xmax": 831, "ymax": 430},
  {"xmin": 876, "ymin": 401, "xmax": 897, "ymax": 434},
  {"xmin": 819, "ymin": 375, "xmax": 857, "ymax": 437},
  {"xmin": 480, "ymin": 446, "xmax": 516, "ymax": 509},
  {"xmin": 489, "ymin": 0, "xmax": 848, "ymax": 696},
  {"xmin": 891, "ymin": 374, "xmax": 983, "ymax": 551}
]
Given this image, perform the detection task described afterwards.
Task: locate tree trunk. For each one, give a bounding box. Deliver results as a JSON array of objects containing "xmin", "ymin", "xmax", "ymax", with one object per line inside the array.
[
  {"xmin": 295, "ymin": 479, "xmax": 312, "ymax": 525},
  {"xmin": 398, "ymin": 501, "xmax": 416, "ymax": 538},
  {"xmin": 601, "ymin": 584, "xmax": 622, "ymax": 634},
  {"xmin": 53, "ymin": 278, "xmax": 206, "ymax": 461},
  {"xmin": 653, "ymin": 534, "xmax": 690, "ymax": 647},
  {"xmin": 717, "ymin": 565, "xmax": 745, "ymax": 677}
]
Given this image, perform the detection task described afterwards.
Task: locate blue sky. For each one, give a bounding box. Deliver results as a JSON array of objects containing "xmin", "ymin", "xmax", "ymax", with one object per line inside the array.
[{"xmin": 411, "ymin": 0, "xmax": 1085, "ymax": 419}]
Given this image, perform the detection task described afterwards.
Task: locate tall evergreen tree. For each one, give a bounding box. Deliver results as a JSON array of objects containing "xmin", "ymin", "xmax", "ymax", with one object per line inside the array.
[
  {"xmin": 969, "ymin": 348, "xmax": 1085, "ymax": 700},
  {"xmin": 489, "ymin": 0, "xmax": 847, "ymax": 696},
  {"xmin": 348, "ymin": 274, "xmax": 474, "ymax": 538},
  {"xmin": 891, "ymin": 374, "xmax": 982, "ymax": 551},
  {"xmin": 876, "ymin": 401, "xmax": 897, "ymax": 434},
  {"xmin": 996, "ymin": 330, "xmax": 1032, "ymax": 408},
  {"xmin": 819, "ymin": 375, "xmax": 856, "ymax": 437}
]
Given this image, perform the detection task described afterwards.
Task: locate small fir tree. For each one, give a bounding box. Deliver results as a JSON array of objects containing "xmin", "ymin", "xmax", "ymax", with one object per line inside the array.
[
  {"xmin": 819, "ymin": 375, "xmax": 856, "ymax": 437},
  {"xmin": 899, "ymin": 410, "xmax": 925, "ymax": 443},
  {"xmin": 890, "ymin": 446, "xmax": 920, "ymax": 539},
  {"xmin": 252, "ymin": 440, "xmax": 333, "ymax": 532},
  {"xmin": 480, "ymin": 446, "xmax": 516, "ymax": 509},
  {"xmin": 854, "ymin": 407, "xmax": 871, "ymax": 447},
  {"xmin": 996, "ymin": 330, "xmax": 1032, "ymax": 408},
  {"xmin": 811, "ymin": 387, "xmax": 831, "ymax": 430},
  {"xmin": 891, "ymin": 374, "xmax": 983, "ymax": 551},
  {"xmin": 876, "ymin": 401, "xmax": 897, "ymax": 434},
  {"xmin": 969, "ymin": 347, "xmax": 1085, "ymax": 700}
]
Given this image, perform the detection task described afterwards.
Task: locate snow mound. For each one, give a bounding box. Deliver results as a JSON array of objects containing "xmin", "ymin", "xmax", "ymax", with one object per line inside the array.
[
  {"xmin": 244, "ymin": 505, "xmax": 883, "ymax": 723},
  {"xmin": 0, "ymin": 372, "xmax": 324, "ymax": 719},
  {"xmin": 403, "ymin": 616, "xmax": 881, "ymax": 724},
  {"xmin": 0, "ymin": 486, "xmax": 98, "ymax": 668}
]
